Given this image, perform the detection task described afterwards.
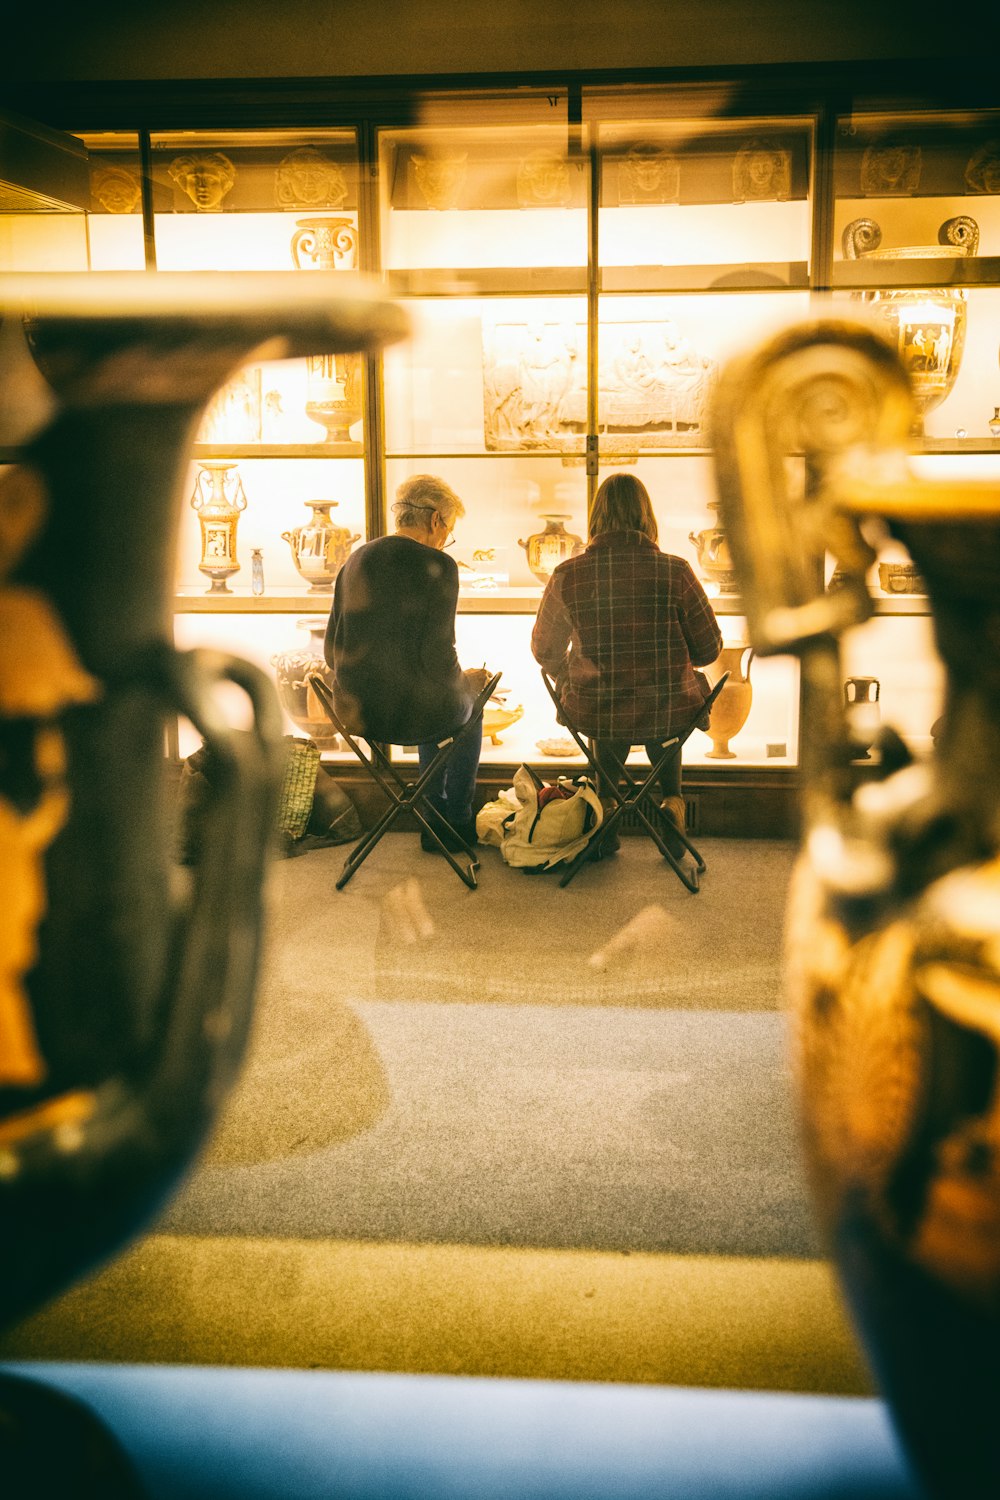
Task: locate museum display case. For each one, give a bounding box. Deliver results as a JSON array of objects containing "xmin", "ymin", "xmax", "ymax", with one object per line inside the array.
[
  {"xmin": 0, "ymin": 108, "xmax": 90, "ymax": 272},
  {"xmin": 827, "ymin": 109, "xmax": 1000, "ymax": 762},
  {"xmin": 3, "ymin": 87, "xmax": 998, "ymax": 829}
]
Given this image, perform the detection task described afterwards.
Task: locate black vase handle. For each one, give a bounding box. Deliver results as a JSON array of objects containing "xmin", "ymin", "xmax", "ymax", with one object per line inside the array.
[{"xmin": 0, "ymin": 643, "xmax": 284, "ymax": 1331}]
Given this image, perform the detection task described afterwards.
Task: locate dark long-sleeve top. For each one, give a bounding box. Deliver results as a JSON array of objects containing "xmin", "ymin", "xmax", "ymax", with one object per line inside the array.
[
  {"xmin": 324, "ymin": 534, "xmax": 473, "ymax": 744},
  {"xmin": 530, "ymin": 529, "xmax": 723, "ymax": 740}
]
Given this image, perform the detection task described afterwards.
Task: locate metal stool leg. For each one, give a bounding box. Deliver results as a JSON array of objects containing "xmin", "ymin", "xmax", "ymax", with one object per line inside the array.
[
  {"xmin": 540, "ymin": 668, "xmax": 730, "ymax": 892},
  {"xmin": 308, "ymin": 671, "xmax": 499, "ymax": 891}
]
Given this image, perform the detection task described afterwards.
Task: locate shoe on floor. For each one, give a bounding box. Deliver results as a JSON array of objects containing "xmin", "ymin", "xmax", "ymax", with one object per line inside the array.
[
  {"xmin": 420, "ymin": 817, "xmax": 476, "ymax": 854},
  {"xmin": 659, "ymin": 795, "xmax": 686, "ymax": 832},
  {"xmin": 590, "ymin": 829, "xmax": 621, "ymax": 858}
]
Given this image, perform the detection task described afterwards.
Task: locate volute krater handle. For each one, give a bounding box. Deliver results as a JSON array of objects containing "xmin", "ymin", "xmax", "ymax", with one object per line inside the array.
[{"xmin": 709, "ymin": 315, "xmax": 1000, "ymax": 1499}]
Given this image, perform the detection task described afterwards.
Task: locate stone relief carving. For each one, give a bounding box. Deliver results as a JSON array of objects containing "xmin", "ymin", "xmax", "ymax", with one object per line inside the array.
[
  {"xmin": 861, "ymin": 144, "xmax": 922, "ymax": 196},
  {"xmin": 732, "ymin": 139, "xmax": 791, "ymax": 202},
  {"xmin": 482, "ymin": 320, "xmax": 716, "ymax": 449},
  {"xmin": 619, "ymin": 142, "xmax": 680, "ymax": 203},
  {"xmin": 412, "ymin": 152, "xmax": 468, "ymax": 210},
  {"xmin": 167, "ymin": 151, "xmax": 236, "ymax": 211},
  {"xmin": 275, "ymin": 146, "xmax": 348, "ymax": 209},
  {"xmin": 965, "ymin": 141, "xmax": 1000, "ymax": 195},
  {"xmin": 516, "ymin": 151, "xmax": 571, "ymax": 207},
  {"xmin": 91, "ymin": 165, "xmax": 142, "ymax": 215}
]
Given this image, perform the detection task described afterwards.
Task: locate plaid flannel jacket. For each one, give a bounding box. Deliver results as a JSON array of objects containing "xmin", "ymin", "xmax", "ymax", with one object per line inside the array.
[{"xmin": 530, "ymin": 529, "xmax": 723, "ymax": 739}]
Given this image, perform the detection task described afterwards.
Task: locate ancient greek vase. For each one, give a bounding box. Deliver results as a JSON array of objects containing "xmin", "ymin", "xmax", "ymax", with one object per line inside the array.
[
  {"xmin": 281, "ymin": 498, "xmax": 359, "ymax": 592},
  {"xmin": 704, "ymin": 645, "xmax": 753, "ymax": 758},
  {"xmin": 271, "ymin": 617, "xmax": 340, "ymax": 748},
  {"xmin": 290, "ymin": 216, "xmax": 358, "ymax": 271},
  {"xmin": 0, "ymin": 269, "xmax": 407, "ymax": 1346},
  {"xmin": 844, "ymin": 675, "xmax": 881, "ymax": 760},
  {"xmin": 304, "ymin": 351, "xmax": 362, "ymax": 442},
  {"xmin": 517, "ymin": 513, "xmax": 584, "ymax": 583},
  {"xmin": 689, "ymin": 500, "xmax": 738, "ymax": 593},
  {"xmin": 711, "ymin": 315, "xmax": 1000, "ymax": 1498},
  {"xmin": 190, "ymin": 458, "xmax": 247, "ymax": 593},
  {"xmin": 843, "ymin": 215, "xmax": 977, "ymax": 425},
  {"xmin": 292, "ymin": 216, "xmax": 363, "ymax": 444}
]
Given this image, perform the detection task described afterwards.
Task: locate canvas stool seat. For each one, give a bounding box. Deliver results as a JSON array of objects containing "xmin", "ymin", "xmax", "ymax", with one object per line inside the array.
[
  {"xmin": 307, "ymin": 670, "xmax": 502, "ymax": 890},
  {"xmin": 539, "ymin": 669, "xmax": 729, "ymax": 892}
]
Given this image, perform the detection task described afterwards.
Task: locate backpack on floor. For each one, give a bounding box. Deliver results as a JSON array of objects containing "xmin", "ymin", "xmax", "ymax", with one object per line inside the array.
[{"xmin": 500, "ymin": 764, "xmax": 603, "ymax": 871}]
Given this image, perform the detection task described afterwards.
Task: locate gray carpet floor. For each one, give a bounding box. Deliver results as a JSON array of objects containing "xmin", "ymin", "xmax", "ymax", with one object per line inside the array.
[{"xmin": 159, "ymin": 833, "xmax": 820, "ymax": 1259}]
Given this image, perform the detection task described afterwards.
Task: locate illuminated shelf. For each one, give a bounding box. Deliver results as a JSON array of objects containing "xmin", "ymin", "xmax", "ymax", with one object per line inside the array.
[
  {"xmin": 600, "ymin": 262, "xmax": 810, "ymax": 292},
  {"xmin": 387, "ymin": 267, "xmax": 587, "ymax": 296},
  {"xmin": 171, "ymin": 588, "xmax": 933, "ymax": 617},
  {"xmin": 192, "ymin": 442, "xmax": 363, "ymax": 460},
  {"xmin": 173, "ymin": 591, "xmax": 335, "ymax": 612},
  {"xmin": 832, "ymin": 255, "xmax": 1000, "ymax": 290},
  {"xmin": 385, "ymin": 264, "xmax": 812, "ymax": 296}
]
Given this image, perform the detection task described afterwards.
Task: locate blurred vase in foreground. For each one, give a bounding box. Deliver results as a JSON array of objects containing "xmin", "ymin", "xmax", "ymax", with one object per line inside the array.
[
  {"xmin": 712, "ymin": 316, "xmax": 1000, "ymax": 1498},
  {"xmin": 0, "ymin": 270, "xmax": 406, "ymax": 1346}
]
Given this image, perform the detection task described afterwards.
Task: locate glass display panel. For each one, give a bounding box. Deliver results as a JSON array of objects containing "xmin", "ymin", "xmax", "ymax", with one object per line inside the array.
[
  {"xmin": 595, "ymin": 291, "xmax": 812, "ymax": 452},
  {"xmin": 74, "ymin": 131, "xmax": 145, "ymax": 269},
  {"xmin": 385, "ymin": 454, "xmax": 587, "ymax": 598},
  {"xmin": 173, "ymin": 611, "xmax": 340, "ymax": 757},
  {"xmin": 0, "ymin": 114, "xmax": 89, "ymax": 271},
  {"xmin": 194, "ymin": 352, "xmax": 366, "ymax": 450},
  {"xmin": 149, "ymin": 130, "xmax": 364, "ymax": 451},
  {"xmin": 378, "ymin": 615, "xmax": 800, "ymax": 771},
  {"xmin": 829, "ymin": 286, "xmax": 1000, "ymax": 444},
  {"xmin": 378, "ymin": 94, "xmax": 585, "ymax": 276},
  {"xmin": 150, "ymin": 128, "xmax": 359, "ymax": 271},
  {"xmin": 593, "ymin": 114, "xmax": 813, "ymax": 278},
  {"xmin": 384, "ymin": 294, "xmax": 588, "ymax": 457},
  {"xmin": 174, "ymin": 456, "xmax": 366, "ymax": 600},
  {"xmin": 833, "ymin": 109, "xmax": 1000, "ymax": 266},
  {"xmin": 841, "ymin": 614, "xmax": 944, "ymax": 763},
  {"xmin": 0, "ymin": 211, "xmax": 88, "ymax": 272}
]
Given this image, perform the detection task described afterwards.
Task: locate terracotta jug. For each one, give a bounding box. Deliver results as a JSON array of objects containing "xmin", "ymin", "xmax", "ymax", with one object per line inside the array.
[
  {"xmin": 711, "ymin": 315, "xmax": 1000, "ymax": 1497},
  {"xmin": 689, "ymin": 500, "xmax": 738, "ymax": 593},
  {"xmin": 281, "ymin": 498, "xmax": 359, "ymax": 592},
  {"xmin": 271, "ymin": 617, "xmax": 340, "ymax": 748},
  {"xmin": 518, "ymin": 513, "xmax": 584, "ymax": 583},
  {"xmin": 705, "ymin": 645, "xmax": 753, "ymax": 758}
]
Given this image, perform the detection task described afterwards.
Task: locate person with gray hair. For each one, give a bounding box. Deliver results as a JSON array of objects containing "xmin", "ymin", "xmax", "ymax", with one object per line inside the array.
[{"xmin": 324, "ymin": 475, "xmax": 491, "ymax": 851}]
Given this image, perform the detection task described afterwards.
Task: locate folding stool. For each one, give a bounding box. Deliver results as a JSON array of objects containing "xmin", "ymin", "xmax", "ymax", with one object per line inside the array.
[
  {"xmin": 307, "ymin": 670, "xmax": 502, "ymax": 890},
  {"xmin": 539, "ymin": 669, "xmax": 730, "ymax": 892}
]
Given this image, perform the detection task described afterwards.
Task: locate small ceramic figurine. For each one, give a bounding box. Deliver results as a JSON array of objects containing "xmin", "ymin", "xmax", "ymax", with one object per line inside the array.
[{"xmin": 483, "ymin": 691, "xmax": 524, "ymax": 745}]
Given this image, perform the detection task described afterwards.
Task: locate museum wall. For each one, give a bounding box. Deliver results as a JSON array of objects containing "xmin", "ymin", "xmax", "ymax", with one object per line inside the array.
[{"xmin": 0, "ymin": 0, "xmax": 968, "ymax": 86}]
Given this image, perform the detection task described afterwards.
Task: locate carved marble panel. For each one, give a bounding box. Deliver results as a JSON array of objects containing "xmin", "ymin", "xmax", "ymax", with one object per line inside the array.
[
  {"xmin": 965, "ymin": 141, "xmax": 1000, "ymax": 195},
  {"xmin": 90, "ymin": 165, "xmax": 141, "ymax": 215},
  {"xmin": 482, "ymin": 319, "xmax": 717, "ymax": 449},
  {"xmin": 617, "ymin": 143, "xmax": 680, "ymax": 204},
  {"xmin": 861, "ymin": 144, "xmax": 922, "ymax": 196},
  {"xmin": 275, "ymin": 146, "xmax": 348, "ymax": 210},
  {"xmin": 732, "ymin": 140, "xmax": 791, "ymax": 202}
]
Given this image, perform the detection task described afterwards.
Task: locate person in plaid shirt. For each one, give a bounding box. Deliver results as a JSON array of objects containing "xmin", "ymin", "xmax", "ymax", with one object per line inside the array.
[{"xmin": 531, "ymin": 471, "xmax": 722, "ymax": 849}]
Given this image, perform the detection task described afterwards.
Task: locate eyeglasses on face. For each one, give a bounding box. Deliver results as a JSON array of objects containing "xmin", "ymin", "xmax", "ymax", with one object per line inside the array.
[{"xmin": 393, "ymin": 501, "xmax": 456, "ymax": 544}]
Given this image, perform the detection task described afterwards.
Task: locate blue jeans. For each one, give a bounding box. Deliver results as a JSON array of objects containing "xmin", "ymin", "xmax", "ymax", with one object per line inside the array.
[
  {"xmin": 591, "ymin": 739, "xmax": 681, "ymax": 801},
  {"xmin": 417, "ymin": 707, "xmax": 482, "ymax": 828}
]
